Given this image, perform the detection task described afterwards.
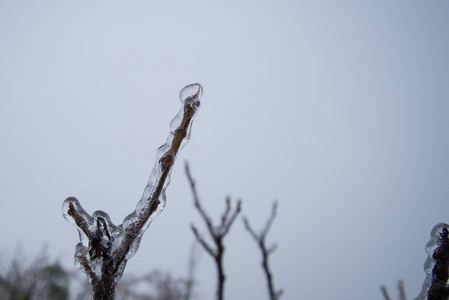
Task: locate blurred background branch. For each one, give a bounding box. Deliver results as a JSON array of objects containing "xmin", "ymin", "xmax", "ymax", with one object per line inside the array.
[
  {"xmin": 185, "ymin": 161, "xmax": 241, "ymax": 300},
  {"xmin": 243, "ymin": 200, "xmax": 283, "ymax": 300}
]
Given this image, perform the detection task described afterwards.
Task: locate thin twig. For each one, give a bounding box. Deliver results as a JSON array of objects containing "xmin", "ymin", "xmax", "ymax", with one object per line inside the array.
[
  {"xmin": 191, "ymin": 224, "xmax": 215, "ymax": 257},
  {"xmin": 243, "ymin": 200, "xmax": 283, "ymax": 300}
]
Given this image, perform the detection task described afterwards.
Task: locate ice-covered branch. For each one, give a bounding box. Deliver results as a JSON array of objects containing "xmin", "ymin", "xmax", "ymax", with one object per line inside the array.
[
  {"xmin": 416, "ymin": 223, "xmax": 449, "ymax": 300},
  {"xmin": 184, "ymin": 162, "xmax": 241, "ymax": 300},
  {"xmin": 62, "ymin": 83, "xmax": 203, "ymax": 300},
  {"xmin": 243, "ymin": 200, "xmax": 283, "ymax": 300}
]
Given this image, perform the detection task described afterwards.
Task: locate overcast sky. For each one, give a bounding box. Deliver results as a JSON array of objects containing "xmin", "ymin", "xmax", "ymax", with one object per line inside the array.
[{"xmin": 1, "ymin": 1, "xmax": 449, "ymax": 299}]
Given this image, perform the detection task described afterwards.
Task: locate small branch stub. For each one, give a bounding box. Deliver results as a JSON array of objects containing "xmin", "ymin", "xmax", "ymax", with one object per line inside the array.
[{"xmin": 62, "ymin": 83, "xmax": 203, "ymax": 300}]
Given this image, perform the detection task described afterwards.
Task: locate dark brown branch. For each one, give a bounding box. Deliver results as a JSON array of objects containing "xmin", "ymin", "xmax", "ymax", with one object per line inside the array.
[
  {"xmin": 243, "ymin": 200, "xmax": 283, "ymax": 300},
  {"xmin": 185, "ymin": 162, "xmax": 241, "ymax": 300}
]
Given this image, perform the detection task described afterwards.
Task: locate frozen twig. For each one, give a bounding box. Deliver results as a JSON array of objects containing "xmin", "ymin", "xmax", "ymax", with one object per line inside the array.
[
  {"xmin": 62, "ymin": 83, "xmax": 203, "ymax": 300},
  {"xmin": 185, "ymin": 162, "xmax": 241, "ymax": 300},
  {"xmin": 243, "ymin": 201, "xmax": 283, "ymax": 300},
  {"xmin": 416, "ymin": 223, "xmax": 449, "ymax": 300}
]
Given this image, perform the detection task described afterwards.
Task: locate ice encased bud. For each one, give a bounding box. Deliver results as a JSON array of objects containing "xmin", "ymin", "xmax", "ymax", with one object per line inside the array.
[
  {"xmin": 179, "ymin": 83, "xmax": 203, "ymax": 105},
  {"xmin": 91, "ymin": 211, "xmax": 123, "ymax": 247},
  {"xmin": 62, "ymin": 197, "xmax": 92, "ymax": 247}
]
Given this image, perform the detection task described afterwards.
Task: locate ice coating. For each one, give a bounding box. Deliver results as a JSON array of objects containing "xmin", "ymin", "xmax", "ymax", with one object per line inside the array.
[
  {"xmin": 415, "ymin": 223, "xmax": 449, "ymax": 300},
  {"xmin": 61, "ymin": 83, "xmax": 202, "ymax": 299},
  {"xmin": 124, "ymin": 82, "xmax": 202, "ymax": 236},
  {"xmin": 62, "ymin": 197, "xmax": 93, "ymax": 247},
  {"xmin": 179, "ymin": 83, "xmax": 203, "ymax": 105}
]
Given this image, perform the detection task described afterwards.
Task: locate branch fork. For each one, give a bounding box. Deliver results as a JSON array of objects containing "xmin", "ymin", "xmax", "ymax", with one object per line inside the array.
[
  {"xmin": 185, "ymin": 162, "xmax": 241, "ymax": 300},
  {"xmin": 243, "ymin": 201, "xmax": 283, "ymax": 300},
  {"xmin": 62, "ymin": 83, "xmax": 203, "ymax": 300}
]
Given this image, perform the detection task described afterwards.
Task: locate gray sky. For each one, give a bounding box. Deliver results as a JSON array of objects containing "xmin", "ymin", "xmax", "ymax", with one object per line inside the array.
[{"xmin": 1, "ymin": 1, "xmax": 449, "ymax": 299}]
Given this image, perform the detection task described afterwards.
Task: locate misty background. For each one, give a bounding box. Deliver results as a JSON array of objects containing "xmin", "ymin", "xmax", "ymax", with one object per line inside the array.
[{"xmin": 1, "ymin": 1, "xmax": 449, "ymax": 299}]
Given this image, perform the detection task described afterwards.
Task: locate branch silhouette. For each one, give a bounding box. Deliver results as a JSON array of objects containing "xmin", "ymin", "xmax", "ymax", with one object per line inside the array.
[
  {"xmin": 185, "ymin": 162, "xmax": 241, "ymax": 300},
  {"xmin": 243, "ymin": 200, "xmax": 283, "ymax": 300}
]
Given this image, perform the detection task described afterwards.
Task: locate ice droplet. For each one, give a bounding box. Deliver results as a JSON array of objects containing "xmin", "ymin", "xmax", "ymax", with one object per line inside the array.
[{"xmin": 179, "ymin": 83, "xmax": 203, "ymax": 105}]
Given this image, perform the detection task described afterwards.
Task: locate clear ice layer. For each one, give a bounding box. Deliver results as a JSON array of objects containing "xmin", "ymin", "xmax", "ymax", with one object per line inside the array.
[{"xmin": 180, "ymin": 83, "xmax": 203, "ymax": 104}]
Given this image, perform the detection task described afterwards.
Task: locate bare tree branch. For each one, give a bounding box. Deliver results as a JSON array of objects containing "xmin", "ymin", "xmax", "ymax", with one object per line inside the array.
[
  {"xmin": 185, "ymin": 162, "xmax": 215, "ymax": 237},
  {"xmin": 62, "ymin": 84, "xmax": 203, "ymax": 300},
  {"xmin": 261, "ymin": 200, "xmax": 278, "ymax": 238},
  {"xmin": 243, "ymin": 200, "xmax": 283, "ymax": 300},
  {"xmin": 185, "ymin": 162, "xmax": 241, "ymax": 300},
  {"xmin": 220, "ymin": 199, "xmax": 241, "ymax": 238},
  {"xmin": 221, "ymin": 197, "xmax": 232, "ymax": 228},
  {"xmin": 242, "ymin": 217, "xmax": 258, "ymax": 241},
  {"xmin": 191, "ymin": 224, "xmax": 215, "ymax": 257}
]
